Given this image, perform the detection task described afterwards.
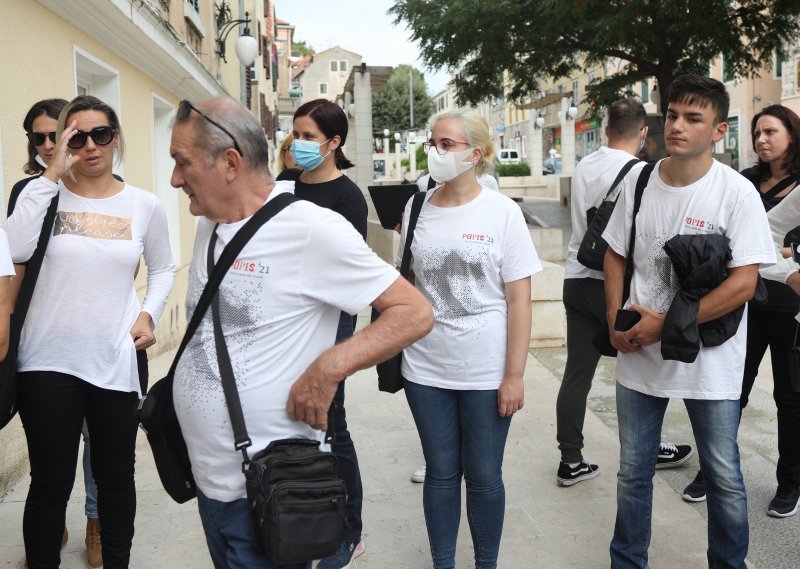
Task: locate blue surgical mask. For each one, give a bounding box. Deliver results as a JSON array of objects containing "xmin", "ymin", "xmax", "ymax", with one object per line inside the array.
[{"xmin": 290, "ymin": 138, "xmax": 331, "ymax": 171}]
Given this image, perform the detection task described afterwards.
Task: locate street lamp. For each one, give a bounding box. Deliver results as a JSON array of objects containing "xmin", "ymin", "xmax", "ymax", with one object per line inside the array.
[
  {"xmin": 382, "ymin": 128, "xmax": 390, "ymax": 177},
  {"xmin": 215, "ymin": 0, "xmax": 259, "ymax": 66}
]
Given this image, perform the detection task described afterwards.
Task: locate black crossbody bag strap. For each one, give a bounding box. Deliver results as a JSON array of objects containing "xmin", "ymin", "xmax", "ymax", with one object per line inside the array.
[
  {"xmin": 622, "ymin": 162, "xmax": 655, "ymax": 302},
  {"xmin": 602, "ymin": 158, "xmax": 642, "ymax": 204},
  {"xmin": 11, "ymin": 194, "xmax": 59, "ymax": 339},
  {"xmin": 163, "ymin": 192, "xmax": 298, "ymax": 379},
  {"xmin": 399, "ymin": 192, "xmax": 426, "ymax": 278}
]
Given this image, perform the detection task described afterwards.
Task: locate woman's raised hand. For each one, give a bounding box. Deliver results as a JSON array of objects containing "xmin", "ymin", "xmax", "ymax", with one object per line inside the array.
[{"xmin": 43, "ymin": 120, "xmax": 82, "ymax": 183}]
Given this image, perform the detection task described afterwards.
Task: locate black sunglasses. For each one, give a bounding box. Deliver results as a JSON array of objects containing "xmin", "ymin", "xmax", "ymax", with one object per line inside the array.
[
  {"xmin": 67, "ymin": 126, "xmax": 117, "ymax": 149},
  {"xmin": 177, "ymin": 100, "xmax": 243, "ymax": 157},
  {"xmin": 27, "ymin": 131, "xmax": 57, "ymax": 146}
]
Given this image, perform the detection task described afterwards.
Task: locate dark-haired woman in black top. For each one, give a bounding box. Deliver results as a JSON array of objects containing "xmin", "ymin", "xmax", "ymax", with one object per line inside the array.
[
  {"xmin": 276, "ymin": 98, "xmax": 368, "ymax": 567},
  {"xmin": 683, "ymin": 104, "xmax": 800, "ymax": 518}
]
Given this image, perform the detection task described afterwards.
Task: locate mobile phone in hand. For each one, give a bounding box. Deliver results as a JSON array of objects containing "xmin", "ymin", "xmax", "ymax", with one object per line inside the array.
[
  {"xmin": 614, "ymin": 308, "xmax": 641, "ymax": 332},
  {"xmin": 791, "ymin": 243, "xmax": 800, "ymax": 264}
]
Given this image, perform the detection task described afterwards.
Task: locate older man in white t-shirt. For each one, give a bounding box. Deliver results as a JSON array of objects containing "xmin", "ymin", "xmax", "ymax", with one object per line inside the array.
[
  {"xmin": 169, "ymin": 97, "xmax": 433, "ymax": 569},
  {"xmin": 603, "ymin": 76, "xmax": 775, "ymax": 568}
]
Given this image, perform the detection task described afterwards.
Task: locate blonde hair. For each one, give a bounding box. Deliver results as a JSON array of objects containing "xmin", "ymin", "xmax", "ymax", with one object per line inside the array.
[
  {"xmin": 434, "ymin": 109, "xmax": 495, "ymax": 175},
  {"xmin": 276, "ymin": 133, "xmax": 294, "ymax": 173},
  {"xmin": 56, "ymin": 95, "xmax": 125, "ymax": 167}
]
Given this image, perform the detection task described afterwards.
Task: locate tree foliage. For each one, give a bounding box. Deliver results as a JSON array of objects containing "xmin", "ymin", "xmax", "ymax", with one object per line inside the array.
[
  {"xmin": 373, "ymin": 64, "xmax": 434, "ymax": 134},
  {"xmin": 391, "ymin": 0, "xmax": 800, "ymax": 115},
  {"xmin": 291, "ymin": 40, "xmax": 313, "ymax": 58}
]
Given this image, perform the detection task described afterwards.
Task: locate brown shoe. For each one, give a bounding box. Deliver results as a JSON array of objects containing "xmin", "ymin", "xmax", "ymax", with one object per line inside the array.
[
  {"xmin": 85, "ymin": 517, "xmax": 102, "ymax": 568},
  {"xmin": 25, "ymin": 528, "xmax": 68, "ymax": 567}
]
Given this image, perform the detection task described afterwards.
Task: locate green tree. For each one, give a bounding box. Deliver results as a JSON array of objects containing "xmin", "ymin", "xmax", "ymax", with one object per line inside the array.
[
  {"xmin": 373, "ymin": 64, "xmax": 433, "ymax": 134},
  {"xmin": 391, "ymin": 0, "xmax": 800, "ymax": 115},
  {"xmin": 291, "ymin": 40, "xmax": 313, "ymax": 58}
]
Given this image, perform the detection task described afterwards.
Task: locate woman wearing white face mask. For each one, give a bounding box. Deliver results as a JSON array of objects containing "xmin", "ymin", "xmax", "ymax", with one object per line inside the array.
[
  {"xmin": 397, "ymin": 110, "xmax": 542, "ymax": 569},
  {"xmin": 275, "ymin": 98, "xmax": 369, "ymax": 568}
]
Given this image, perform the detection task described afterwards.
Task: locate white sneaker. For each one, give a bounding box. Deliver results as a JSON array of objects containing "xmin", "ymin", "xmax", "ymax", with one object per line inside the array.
[{"xmin": 410, "ymin": 465, "xmax": 425, "ymax": 483}]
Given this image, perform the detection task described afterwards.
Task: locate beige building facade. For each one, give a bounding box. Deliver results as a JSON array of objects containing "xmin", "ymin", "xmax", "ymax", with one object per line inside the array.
[
  {"xmin": 297, "ymin": 46, "xmax": 362, "ymax": 103},
  {"xmin": 0, "ymin": 0, "xmax": 267, "ymax": 492}
]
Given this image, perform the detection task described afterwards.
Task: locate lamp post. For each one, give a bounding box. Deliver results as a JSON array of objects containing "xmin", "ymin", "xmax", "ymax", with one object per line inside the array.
[
  {"xmin": 383, "ymin": 128, "xmax": 390, "ymax": 178},
  {"xmin": 394, "ymin": 132, "xmax": 402, "ymax": 180}
]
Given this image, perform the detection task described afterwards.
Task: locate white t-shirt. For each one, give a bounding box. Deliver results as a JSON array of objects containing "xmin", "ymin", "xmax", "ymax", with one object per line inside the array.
[
  {"xmin": 397, "ymin": 186, "xmax": 542, "ymax": 390},
  {"xmin": 602, "ymin": 159, "xmax": 776, "ymax": 399},
  {"xmin": 174, "ymin": 182, "xmax": 399, "ymax": 502},
  {"xmin": 565, "ymin": 147, "xmax": 644, "ymax": 279},
  {"xmin": 0, "ymin": 229, "xmax": 15, "ymax": 278},
  {"xmin": 7, "ymin": 177, "xmax": 175, "ymax": 395}
]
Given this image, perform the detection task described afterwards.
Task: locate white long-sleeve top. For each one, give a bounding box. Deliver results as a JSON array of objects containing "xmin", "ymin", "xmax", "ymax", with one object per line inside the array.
[
  {"xmin": 7, "ymin": 177, "xmax": 176, "ymax": 395},
  {"xmin": 760, "ymin": 185, "xmax": 800, "ymax": 285}
]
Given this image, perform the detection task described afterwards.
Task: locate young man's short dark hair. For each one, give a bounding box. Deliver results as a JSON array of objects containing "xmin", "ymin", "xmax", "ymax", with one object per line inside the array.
[
  {"xmin": 667, "ymin": 74, "xmax": 730, "ymax": 124},
  {"xmin": 607, "ymin": 98, "xmax": 647, "ymax": 140}
]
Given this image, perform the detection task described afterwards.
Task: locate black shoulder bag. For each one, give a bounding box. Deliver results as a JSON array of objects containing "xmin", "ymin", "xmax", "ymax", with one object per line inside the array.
[
  {"xmin": 577, "ymin": 158, "xmax": 641, "ymax": 271},
  {"xmin": 138, "ymin": 192, "xmax": 298, "ymax": 503},
  {"xmin": 205, "ymin": 228, "xmax": 346, "ymax": 565},
  {"xmin": 592, "ymin": 162, "xmax": 654, "ymax": 357},
  {"xmin": 0, "ymin": 193, "xmax": 59, "ymax": 430},
  {"xmin": 371, "ymin": 191, "xmax": 426, "ymax": 393}
]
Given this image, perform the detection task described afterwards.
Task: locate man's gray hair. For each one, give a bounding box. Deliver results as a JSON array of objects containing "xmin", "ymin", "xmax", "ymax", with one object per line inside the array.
[{"xmin": 179, "ymin": 98, "xmax": 270, "ymax": 172}]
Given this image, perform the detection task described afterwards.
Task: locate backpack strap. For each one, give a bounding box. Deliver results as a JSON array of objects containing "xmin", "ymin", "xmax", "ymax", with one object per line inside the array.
[
  {"xmin": 622, "ymin": 162, "xmax": 655, "ymax": 302},
  {"xmin": 399, "ymin": 192, "xmax": 426, "ymax": 278},
  {"xmin": 602, "ymin": 158, "xmax": 641, "ymax": 203}
]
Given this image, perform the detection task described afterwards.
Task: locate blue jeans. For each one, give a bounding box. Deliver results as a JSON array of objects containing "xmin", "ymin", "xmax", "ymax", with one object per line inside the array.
[
  {"xmin": 82, "ymin": 421, "xmax": 98, "ymax": 518},
  {"xmin": 197, "ymin": 490, "xmax": 311, "ymax": 569},
  {"xmin": 610, "ymin": 383, "xmax": 748, "ymax": 569},
  {"xmin": 404, "ymin": 380, "xmax": 512, "ymax": 569}
]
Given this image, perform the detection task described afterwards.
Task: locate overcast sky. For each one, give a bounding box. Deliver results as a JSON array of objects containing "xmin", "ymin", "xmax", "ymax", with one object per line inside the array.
[{"xmin": 274, "ymin": 0, "xmax": 451, "ymax": 95}]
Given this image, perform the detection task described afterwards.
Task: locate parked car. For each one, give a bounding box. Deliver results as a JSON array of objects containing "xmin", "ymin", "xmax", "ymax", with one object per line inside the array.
[
  {"xmin": 543, "ymin": 157, "xmax": 562, "ymax": 175},
  {"xmin": 497, "ymin": 148, "xmax": 521, "ymax": 164}
]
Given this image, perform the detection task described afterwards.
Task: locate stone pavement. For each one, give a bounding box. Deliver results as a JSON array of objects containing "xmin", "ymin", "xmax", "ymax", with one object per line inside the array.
[{"xmin": 0, "ymin": 307, "xmax": 793, "ymax": 568}]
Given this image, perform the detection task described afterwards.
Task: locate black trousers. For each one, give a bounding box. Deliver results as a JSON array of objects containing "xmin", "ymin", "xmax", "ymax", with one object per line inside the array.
[
  {"xmin": 332, "ymin": 312, "xmax": 363, "ymax": 543},
  {"xmin": 741, "ymin": 303, "xmax": 800, "ymax": 491},
  {"xmin": 18, "ymin": 371, "xmax": 139, "ymax": 569},
  {"xmin": 556, "ymin": 278, "xmax": 606, "ymax": 463}
]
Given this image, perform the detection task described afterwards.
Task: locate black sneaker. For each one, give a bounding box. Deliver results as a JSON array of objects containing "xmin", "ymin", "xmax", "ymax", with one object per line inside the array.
[
  {"xmin": 767, "ymin": 486, "xmax": 800, "ymax": 518},
  {"xmin": 656, "ymin": 442, "xmax": 694, "ymax": 469},
  {"xmin": 682, "ymin": 470, "xmax": 706, "ymax": 502},
  {"xmin": 557, "ymin": 461, "xmax": 600, "ymax": 487}
]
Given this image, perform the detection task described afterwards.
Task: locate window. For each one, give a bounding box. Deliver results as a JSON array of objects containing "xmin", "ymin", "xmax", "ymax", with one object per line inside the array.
[
  {"xmin": 572, "ymin": 79, "xmax": 579, "ymax": 96},
  {"xmin": 775, "ymin": 51, "xmax": 783, "ymax": 79},
  {"xmin": 151, "ymin": 95, "xmax": 181, "ymax": 265},
  {"xmin": 320, "ymin": 83, "xmax": 328, "ymax": 94},
  {"xmin": 796, "ymin": 59, "xmax": 800, "ymax": 94},
  {"xmin": 330, "ymin": 61, "xmax": 338, "ymax": 72},
  {"xmin": 640, "ymin": 80, "xmax": 649, "ymax": 103},
  {"xmin": 339, "ymin": 60, "xmax": 347, "ymax": 73},
  {"xmin": 73, "ymin": 48, "xmax": 122, "ymax": 175},
  {"xmin": 521, "ymin": 135, "xmax": 528, "ymax": 158},
  {"xmin": 722, "ymin": 55, "xmax": 735, "ymax": 83}
]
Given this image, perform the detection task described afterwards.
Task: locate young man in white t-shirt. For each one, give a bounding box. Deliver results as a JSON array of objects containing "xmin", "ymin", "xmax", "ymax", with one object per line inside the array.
[
  {"xmin": 557, "ymin": 98, "xmax": 694, "ymax": 487},
  {"xmin": 169, "ymin": 98, "xmax": 433, "ymax": 569},
  {"xmin": 602, "ymin": 75, "xmax": 775, "ymax": 568}
]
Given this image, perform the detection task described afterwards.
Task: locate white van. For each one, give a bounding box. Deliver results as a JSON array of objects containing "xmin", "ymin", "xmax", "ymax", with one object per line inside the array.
[{"xmin": 497, "ymin": 148, "xmax": 521, "ymax": 164}]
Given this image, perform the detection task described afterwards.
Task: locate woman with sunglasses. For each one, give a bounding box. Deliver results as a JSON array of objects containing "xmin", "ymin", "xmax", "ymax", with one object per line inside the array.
[
  {"xmin": 7, "ymin": 95, "xmax": 175, "ymax": 569},
  {"xmin": 398, "ymin": 110, "xmax": 540, "ymax": 569},
  {"xmin": 275, "ymin": 99, "xmax": 368, "ymax": 569}
]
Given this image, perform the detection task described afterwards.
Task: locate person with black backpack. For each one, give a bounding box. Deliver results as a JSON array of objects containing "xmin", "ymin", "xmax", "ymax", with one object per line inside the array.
[{"xmin": 557, "ymin": 99, "xmax": 695, "ymax": 487}]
